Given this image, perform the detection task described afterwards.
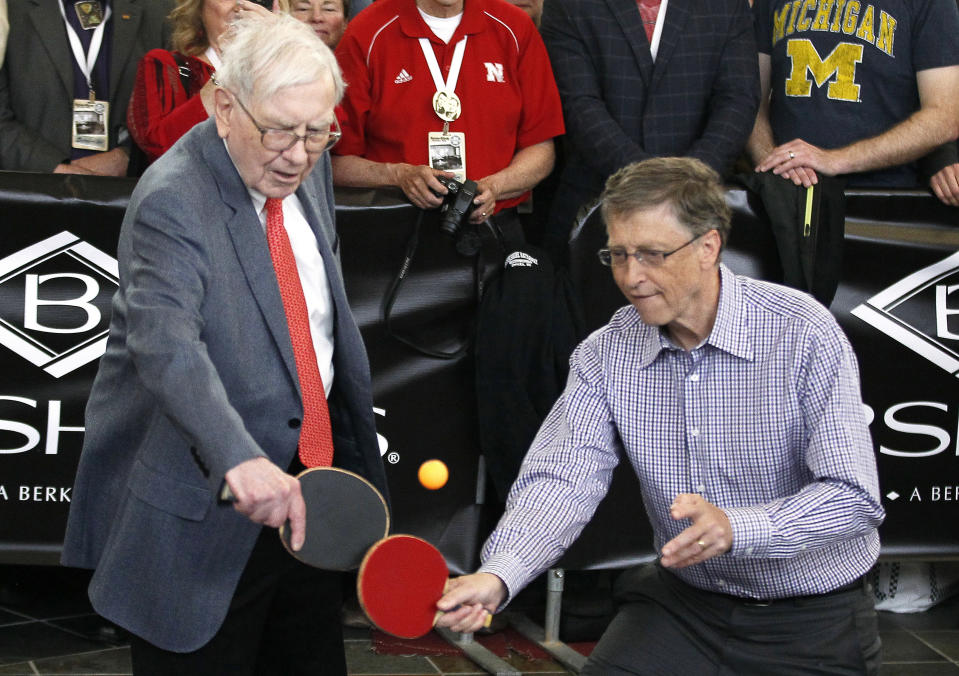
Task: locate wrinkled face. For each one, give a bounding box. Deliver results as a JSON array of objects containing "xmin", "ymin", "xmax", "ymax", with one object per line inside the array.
[
  {"xmin": 291, "ymin": 0, "xmax": 347, "ymax": 48},
  {"xmin": 214, "ymin": 75, "xmax": 336, "ymax": 198},
  {"xmin": 201, "ymin": 0, "xmax": 237, "ymax": 48},
  {"xmin": 606, "ymin": 203, "xmax": 720, "ymax": 345},
  {"xmin": 416, "ymin": 0, "xmax": 465, "ymax": 18},
  {"xmin": 505, "ymin": 0, "xmax": 542, "ymax": 25}
]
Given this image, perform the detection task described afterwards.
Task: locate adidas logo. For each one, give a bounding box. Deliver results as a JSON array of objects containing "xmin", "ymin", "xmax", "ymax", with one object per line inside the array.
[
  {"xmin": 394, "ymin": 69, "xmax": 412, "ymax": 84},
  {"xmin": 505, "ymin": 252, "xmax": 538, "ymax": 268}
]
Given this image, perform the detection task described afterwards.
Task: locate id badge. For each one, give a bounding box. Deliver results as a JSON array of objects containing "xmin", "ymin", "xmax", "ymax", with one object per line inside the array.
[
  {"xmin": 72, "ymin": 99, "xmax": 109, "ymax": 152},
  {"xmin": 427, "ymin": 132, "xmax": 466, "ymax": 183}
]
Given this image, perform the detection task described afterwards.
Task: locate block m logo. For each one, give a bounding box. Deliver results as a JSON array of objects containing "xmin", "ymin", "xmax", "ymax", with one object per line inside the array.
[{"xmin": 785, "ymin": 39, "xmax": 863, "ymax": 102}]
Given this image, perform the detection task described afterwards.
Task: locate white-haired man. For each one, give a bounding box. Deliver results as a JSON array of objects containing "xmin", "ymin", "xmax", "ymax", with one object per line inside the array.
[
  {"xmin": 437, "ymin": 157, "xmax": 885, "ymax": 674},
  {"xmin": 61, "ymin": 14, "xmax": 387, "ymax": 674}
]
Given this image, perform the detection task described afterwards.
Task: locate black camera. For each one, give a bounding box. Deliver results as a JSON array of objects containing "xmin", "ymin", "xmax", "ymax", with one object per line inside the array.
[{"xmin": 433, "ymin": 176, "xmax": 478, "ymax": 238}]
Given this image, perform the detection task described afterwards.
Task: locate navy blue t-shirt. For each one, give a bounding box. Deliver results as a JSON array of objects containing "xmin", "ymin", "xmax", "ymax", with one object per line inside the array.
[{"xmin": 754, "ymin": 0, "xmax": 959, "ymax": 187}]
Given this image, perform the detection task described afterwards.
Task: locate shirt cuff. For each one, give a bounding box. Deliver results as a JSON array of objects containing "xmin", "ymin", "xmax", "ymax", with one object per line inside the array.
[
  {"xmin": 723, "ymin": 505, "xmax": 773, "ymax": 558},
  {"xmin": 478, "ymin": 551, "xmax": 532, "ymax": 610}
]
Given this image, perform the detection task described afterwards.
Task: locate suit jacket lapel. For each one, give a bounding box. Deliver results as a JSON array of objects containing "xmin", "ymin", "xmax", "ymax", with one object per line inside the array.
[
  {"xmin": 109, "ymin": 0, "xmax": 141, "ymax": 99},
  {"xmin": 650, "ymin": 0, "xmax": 691, "ymax": 90},
  {"xmin": 199, "ymin": 125, "xmax": 301, "ymax": 388},
  {"xmin": 29, "ymin": 0, "xmax": 74, "ymax": 98},
  {"xmin": 607, "ymin": 0, "xmax": 653, "ymax": 87}
]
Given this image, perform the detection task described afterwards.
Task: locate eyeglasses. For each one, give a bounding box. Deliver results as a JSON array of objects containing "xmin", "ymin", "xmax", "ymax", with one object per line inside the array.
[
  {"xmin": 597, "ymin": 231, "xmax": 708, "ymax": 268},
  {"xmin": 230, "ymin": 91, "xmax": 341, "ymax": 153}
]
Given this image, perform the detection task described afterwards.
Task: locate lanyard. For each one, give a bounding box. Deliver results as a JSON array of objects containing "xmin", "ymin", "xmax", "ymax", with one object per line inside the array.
[
  {"xmin": 418, "ymin": 36, "xmax": 467, "ymax": 100},
  {"xmin": 57, "ymin": 1, "xmax": 112, "ymax": 98}
]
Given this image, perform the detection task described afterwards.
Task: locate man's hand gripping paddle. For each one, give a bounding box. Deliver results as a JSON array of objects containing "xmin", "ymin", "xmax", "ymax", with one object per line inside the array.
[
  {"xmin": 221, "ymin": 467, "xmax": 389, "ymax": 571},
  {"xmin": 357, "ymin": 534, "xmax": 492, "ymax": 638}
]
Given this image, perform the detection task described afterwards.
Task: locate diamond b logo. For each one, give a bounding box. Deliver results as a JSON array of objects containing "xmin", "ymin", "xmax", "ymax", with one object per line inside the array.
[
  {"xmin": 852, "ymin": 251, "xmax": 959, "ymax": 377},
  {"xmin": 0, "ymin": 232, "xmax": 117, "ymax": 378}
]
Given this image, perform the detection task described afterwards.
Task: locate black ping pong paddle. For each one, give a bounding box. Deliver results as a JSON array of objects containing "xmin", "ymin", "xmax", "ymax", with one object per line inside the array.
[{"xmin": 221, "ymin": 466, "xmax": 389, "ymax": 570}]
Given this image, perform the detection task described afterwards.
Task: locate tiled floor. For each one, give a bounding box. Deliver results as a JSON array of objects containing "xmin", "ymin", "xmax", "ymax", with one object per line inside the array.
[{"xmin": 1, "ymin": 564, "xmax": 959, "ymax": 675}]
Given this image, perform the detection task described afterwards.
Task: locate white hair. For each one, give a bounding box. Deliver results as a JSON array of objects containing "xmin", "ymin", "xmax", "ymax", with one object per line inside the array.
[{"xmin": 217, "ymin": 13, "xmax": 345, "ymax": 105}]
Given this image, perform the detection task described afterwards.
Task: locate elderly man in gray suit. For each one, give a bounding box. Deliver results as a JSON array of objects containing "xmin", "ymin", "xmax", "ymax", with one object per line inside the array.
[{"xmin": 61, "ymin": 13, "xmax": 387, "ymax": 675}]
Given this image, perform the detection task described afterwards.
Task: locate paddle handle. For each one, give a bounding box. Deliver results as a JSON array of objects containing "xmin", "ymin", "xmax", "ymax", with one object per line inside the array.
[
  {"xmin": 434, "ymin": 578, "xmax": 493, "ymax": 629},
  {"xmin": 219, "ymin": 482, "xmax": 236, "ymax": 503},
  {"xmin": 433, "ymin": 609, "xmax": 493, "ymax": 629}
]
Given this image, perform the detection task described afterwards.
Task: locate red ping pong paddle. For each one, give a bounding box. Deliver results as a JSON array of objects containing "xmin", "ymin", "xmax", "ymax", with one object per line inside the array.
[
  {"xmin": 358, "ymin": 535, "xmax": 449, "ymax": 639},
  {"xmin": 357, "ymin": 534, "xmax": 492, "ymax": 638},
  {"xmin": 221, "ymin": 467, "xmax": 389, "ymax": 571}
]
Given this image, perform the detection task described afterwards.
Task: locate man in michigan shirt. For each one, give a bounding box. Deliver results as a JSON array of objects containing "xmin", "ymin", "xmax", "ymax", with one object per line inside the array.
[{"xmin": 747, "ymin": 0, "xmax": 959, "ymax": 199}]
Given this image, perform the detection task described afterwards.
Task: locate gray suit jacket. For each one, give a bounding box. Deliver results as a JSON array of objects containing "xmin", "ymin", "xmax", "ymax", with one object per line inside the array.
[
  {"xmin": 0, "ymin": 0, "xmax": 171, "ymax": 171},
  {"xmin": 61, "ymin": 119, "xmax": 388, "ymax": 652}
]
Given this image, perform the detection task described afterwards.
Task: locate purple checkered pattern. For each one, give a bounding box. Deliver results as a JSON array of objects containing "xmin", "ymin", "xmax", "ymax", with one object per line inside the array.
[{"xmin": 482, "ymin": 265, "xmax": 884, "ymax": 601}]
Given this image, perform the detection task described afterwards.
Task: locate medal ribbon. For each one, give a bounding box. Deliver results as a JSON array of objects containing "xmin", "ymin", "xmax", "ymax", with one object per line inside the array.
[{"xmin": 418, "ymin": 36, "xmax": 468, "ymax": 112}]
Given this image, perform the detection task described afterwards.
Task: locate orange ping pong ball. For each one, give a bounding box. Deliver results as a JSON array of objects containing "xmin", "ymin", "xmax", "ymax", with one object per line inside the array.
[{"xmin": 418, "ymin": 459, "xmax": 449, "ymax": 490}]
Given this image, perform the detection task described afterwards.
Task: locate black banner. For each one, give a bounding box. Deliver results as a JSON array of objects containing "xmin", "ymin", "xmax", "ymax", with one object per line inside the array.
[
  {"xmin": 0, "ymin": 173, "xmax": 956, "ymax": 570},
  {"xmin": 0, "ymin": 174, "xmax": 132, "ymax": 564}
]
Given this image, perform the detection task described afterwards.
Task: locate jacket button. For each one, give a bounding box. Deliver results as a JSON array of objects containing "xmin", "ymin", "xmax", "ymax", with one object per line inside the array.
[{"xmin": 288, "ymin": 418, "xmax": 301, "ymax": 429}]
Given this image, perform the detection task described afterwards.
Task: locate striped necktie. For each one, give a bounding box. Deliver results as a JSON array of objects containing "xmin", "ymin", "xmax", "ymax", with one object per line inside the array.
[{"xmin": 637, "ymin": 0, "xmax": 661, "ymax": 43}]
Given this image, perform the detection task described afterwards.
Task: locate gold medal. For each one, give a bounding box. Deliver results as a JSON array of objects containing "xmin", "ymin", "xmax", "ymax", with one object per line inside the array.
[
  {"xmin": 74, "ymin": 0, "xmax": 104, "ymax": 29},
  {"xmin": 432, "ymin": 90, "xmax": 461, "ymax": 123}
]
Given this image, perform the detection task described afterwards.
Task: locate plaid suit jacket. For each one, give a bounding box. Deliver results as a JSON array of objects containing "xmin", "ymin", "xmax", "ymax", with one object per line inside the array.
[{"xmin": 542, "ymin": 0, "xmax": 759, "ymax": 242}]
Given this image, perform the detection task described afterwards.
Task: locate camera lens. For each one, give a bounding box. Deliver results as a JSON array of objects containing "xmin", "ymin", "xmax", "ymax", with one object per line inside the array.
[
  {"xmin": 439, "ymin": 212, "xmax": 460, "ymax": 237},
  {"xmin": 434, "ymin": 177, "xmax": 477, "ymax": 240}
]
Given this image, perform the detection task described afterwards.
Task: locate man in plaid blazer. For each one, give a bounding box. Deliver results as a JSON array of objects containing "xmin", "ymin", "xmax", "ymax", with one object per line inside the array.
[{"xmin": 541, "ymin": 0, "xmax": 758, "ymax": 259}]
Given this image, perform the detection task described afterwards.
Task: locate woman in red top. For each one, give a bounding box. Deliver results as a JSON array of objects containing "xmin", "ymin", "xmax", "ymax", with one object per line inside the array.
[
  {"xmin": 127, "ymin": 0, "xmax": 272, "ymax": 165},
  {"xmin": 289, "ymin": 0, "xmax": 349, "ymax": 48}
]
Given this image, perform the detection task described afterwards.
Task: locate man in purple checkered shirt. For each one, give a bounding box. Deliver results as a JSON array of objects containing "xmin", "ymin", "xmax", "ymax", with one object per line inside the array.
[{"xmin": 437, "ymin": 156, "xmax": 885, "ymax": 674}]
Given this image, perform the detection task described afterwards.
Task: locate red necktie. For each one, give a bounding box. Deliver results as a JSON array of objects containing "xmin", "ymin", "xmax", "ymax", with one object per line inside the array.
[
  {"xmin": 637, "ymin": 0, "xmax": 661, "ymax": 43},
  {"xmin": 265, "ymin": 197, "xmax": 334, "ymax": 467}
]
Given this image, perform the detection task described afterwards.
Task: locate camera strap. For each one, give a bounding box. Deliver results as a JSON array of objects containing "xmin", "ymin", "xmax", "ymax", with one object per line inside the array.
[
  {"xmin": 382, "ymin": 211, "xmax": 468, "ymax": 359},
  {"xmin": 382, "ymin": 211, "xmax": 494, "ymax": 360}
]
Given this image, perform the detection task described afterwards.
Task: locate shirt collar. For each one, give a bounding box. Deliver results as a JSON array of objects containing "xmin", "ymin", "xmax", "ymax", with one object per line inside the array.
[
  {"xmin": 399, "ymin": 0, "xmax": 487, "ymax": 42},
  {"xmin": 635, "ymin": 322, "xmax": 664, "ymax": 369},
  {"xmin": 704, "ymin": 263, "xmax": 754, "ymax": 361},
  {"xmin": 248, "ymin": 189, "xmax": 308, "ymax": 231},
  {"xmin": 248, "ymin": 188, "xmax": 268, "ymax": 217},
  {"xmin": 221, "ymin": 138, "xmax": 296, "ymax": 224},
  {"xmin": 221, "ymin": 139, "xmax": 268, "ymax": 216},
  {"xmin": 633, "ymin": 263, "xmax": 753, "ymax": 367}
]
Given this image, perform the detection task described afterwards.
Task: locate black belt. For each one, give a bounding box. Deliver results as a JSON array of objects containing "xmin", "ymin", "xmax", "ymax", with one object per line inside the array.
[{"xmin": 737, "ymin": 576, "xmax": 866, "ymax": 607}]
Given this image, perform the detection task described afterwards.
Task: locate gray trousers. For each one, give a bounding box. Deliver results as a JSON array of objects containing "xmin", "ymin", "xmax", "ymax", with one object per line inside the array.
[{"xmin": 582, "ymin": 564, "xmax": 881, "ymax": 676}]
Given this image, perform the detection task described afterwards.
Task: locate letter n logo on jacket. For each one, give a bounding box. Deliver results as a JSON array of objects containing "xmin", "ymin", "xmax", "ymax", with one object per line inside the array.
[{"xmin": 484, "ymin": 62, "xmax": 504, "ymax": 82}]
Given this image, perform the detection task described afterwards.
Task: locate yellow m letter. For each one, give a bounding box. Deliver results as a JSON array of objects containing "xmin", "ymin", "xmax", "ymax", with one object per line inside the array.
[{"xmin": 785, "ymin": 39, "xmax": 863, "ymax": 102}]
